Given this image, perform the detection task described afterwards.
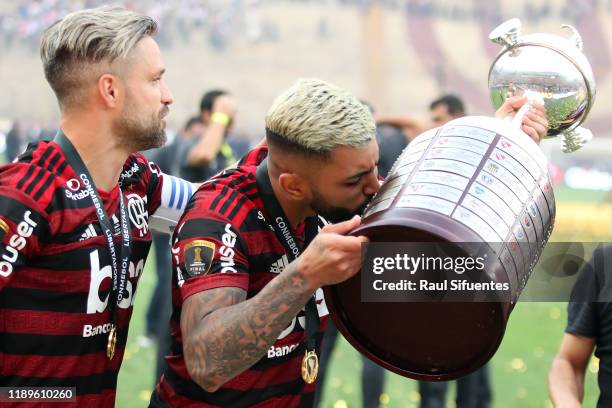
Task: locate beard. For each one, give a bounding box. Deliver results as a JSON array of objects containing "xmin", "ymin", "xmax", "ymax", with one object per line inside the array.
[
  {"xmin": 311, "ymin": 189, "xmax": 373, "ymax": 224},
  {"xmin": 115, "ymin": 103, "xmax": 169, "ymax": 152}
]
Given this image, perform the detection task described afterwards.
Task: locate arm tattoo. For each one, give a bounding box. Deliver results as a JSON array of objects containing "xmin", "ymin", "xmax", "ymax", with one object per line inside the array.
[{"xmin": 181, "ymin": 262, "xmax": 314, "ymax": 391}]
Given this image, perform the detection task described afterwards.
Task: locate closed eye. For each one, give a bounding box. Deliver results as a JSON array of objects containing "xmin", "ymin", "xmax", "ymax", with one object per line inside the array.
[{"xmin": 344, "ymin": 179, "xmax": 360, "ymax": 187}]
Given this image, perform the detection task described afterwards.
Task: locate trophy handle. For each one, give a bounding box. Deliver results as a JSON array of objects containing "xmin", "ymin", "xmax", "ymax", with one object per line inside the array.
[
  {"xmin": 561, "ymin": 24, "xmax": 584, "ymax": 51},
  {"xmin": 489, "ymin": 18, "xmax": 521, "ymax": 48},
  {"xmin": 561, "ymin": 127, "xmax": 593, "ymax": 153}
]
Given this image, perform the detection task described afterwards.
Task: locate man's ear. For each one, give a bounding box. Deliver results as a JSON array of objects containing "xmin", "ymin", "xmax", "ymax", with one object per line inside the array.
[
  {"xmin": 98, "ymin": 74, "xmax": 122, "ymax": 108},
  {"xmin": 278, "ymin": 172, "xmax": 309, "ymax": 201}
]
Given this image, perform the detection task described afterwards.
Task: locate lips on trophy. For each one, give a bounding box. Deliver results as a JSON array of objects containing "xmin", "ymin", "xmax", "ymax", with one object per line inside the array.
[{"xmin": 323, "ymin": 19, "xmax": 595, "ymax": 381}]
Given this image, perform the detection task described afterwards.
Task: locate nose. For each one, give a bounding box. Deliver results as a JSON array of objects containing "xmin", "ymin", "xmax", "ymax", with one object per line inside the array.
[
  {"xmin": 363, "ymin": 171, "xmax": 380, "ymax": 196},
  {"xmin": 161, "ymin": 80, "xmax": 174, "ymax": 106}
]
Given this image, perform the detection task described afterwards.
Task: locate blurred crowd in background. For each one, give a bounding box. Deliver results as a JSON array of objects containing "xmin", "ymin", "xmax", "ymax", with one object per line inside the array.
[
  {"xmin": 1, "ymin": 0, "xmax": 612, "ymax": 51},
  {"xmin": 1, "ymin": 1, "xmax": 612, "ymax": 406}
]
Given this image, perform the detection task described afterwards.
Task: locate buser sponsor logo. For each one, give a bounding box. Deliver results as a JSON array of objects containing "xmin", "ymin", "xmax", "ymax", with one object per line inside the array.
[
  {"xmin": 0, "ymin": 211, "xmax": 37, "ymax": 277},
  {"xmin": 219, "ymin": 223, "xmax": 237, "ymax": 273}
]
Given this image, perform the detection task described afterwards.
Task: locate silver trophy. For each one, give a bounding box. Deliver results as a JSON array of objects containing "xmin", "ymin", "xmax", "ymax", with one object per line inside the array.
[
  {"xmin": 489, "ymin": 18, "xmax": 596, "ymax": 153},
  {"xmin": 325, "ymin": 18, "xmax": 597, "ymax": 381}
]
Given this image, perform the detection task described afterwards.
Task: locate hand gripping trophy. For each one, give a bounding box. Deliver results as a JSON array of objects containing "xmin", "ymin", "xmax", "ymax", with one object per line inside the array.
[{"xmin": 323, "ymin": 19, "xmax": 596, "ymax": 381}]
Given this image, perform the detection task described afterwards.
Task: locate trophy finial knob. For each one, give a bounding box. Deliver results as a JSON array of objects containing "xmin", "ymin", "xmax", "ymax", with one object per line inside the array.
[
  {"xmin": 489, "ymin": 18, "xmax": 521, "ymax": 48},
  {"xmin": 561, "ymin": 24, "xmax": 584, "ymax": 51}
]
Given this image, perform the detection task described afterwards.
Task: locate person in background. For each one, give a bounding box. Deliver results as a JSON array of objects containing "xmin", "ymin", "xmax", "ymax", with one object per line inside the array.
[
  {"xmin": 371, "ymin": 94, "xmax": 493, "ymax": 408},
  {"xmin": 375, "ymin": 94, "xmax": 466, "ymax": 143},
  {"xmin": 549, "ymin": 246, "xmax": 612, "ymax": 408},
  {"xmin": 142, "ymin": 116, "xmax": 204, "ymax": 382},
  {"xmin": 178, "ymin": 89, "xmax": 237, "ymax": 182},
  {"xmin": 313, "ymin": 101, "xmax": 402, "ymax": 408},
  {"xmin": 5, "ymin": 120, "xmax": 24, "ymax": 162},
  {"xmin": 415, "ymin": 95, "xmax": 492, "ymax": 408}
]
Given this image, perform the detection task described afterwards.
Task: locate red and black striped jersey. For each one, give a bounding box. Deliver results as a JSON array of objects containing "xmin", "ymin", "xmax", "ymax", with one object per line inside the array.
[
  {"xmin": 0, "ymin": 140, "xmax": 164, "ymax": 407},
  {"xmin": 154, "ymin": 147, "xmax": 330, "ymax": 408}
]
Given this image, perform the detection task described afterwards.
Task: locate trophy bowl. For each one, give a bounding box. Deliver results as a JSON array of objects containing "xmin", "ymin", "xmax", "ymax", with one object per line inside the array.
[{"xmin": 488, "ymin": 18, "xmax": 596, "ymax": 152}]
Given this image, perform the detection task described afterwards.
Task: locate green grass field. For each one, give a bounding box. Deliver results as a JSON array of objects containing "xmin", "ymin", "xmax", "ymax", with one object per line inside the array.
[
  {"xmin": 116, "ymin": 187, "xmax": 606, "ymax": 407},
  {"xmin": 116, "ymin": 265, "xmax": 600, "ymax": 407}
]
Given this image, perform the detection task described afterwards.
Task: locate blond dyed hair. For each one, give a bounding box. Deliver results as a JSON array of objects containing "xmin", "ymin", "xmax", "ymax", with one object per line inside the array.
[
  {"xmin": 40, "ymin": 6, "xmax": 157, "ymax": 108},
  {"xmin": 265, "ymin": 78, "xmax": 375, "ymax": 156}
]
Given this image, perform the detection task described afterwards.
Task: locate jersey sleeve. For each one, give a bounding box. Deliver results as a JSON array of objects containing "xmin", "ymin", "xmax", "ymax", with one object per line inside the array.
[
  {"xmin": 127, "ymin": 152, "xmax": 197, "ymax": 235},
  {"xmin": 567, "ymin": 301, "xmax": 598, "ymax": 339},
  {"xmin": 565, "ymin": 246, "xmax": 608, "ymax": 338},
  {"xmin": 149, "ymin": 172, "xmax": 197, "ymax": 234},
  {"xmin": 172, "ymin": 209, "xmax": 249, "ymax": 301},
  {"xmin": 0, "ymin": 187, "xmax": 48, "ymax": 290}
]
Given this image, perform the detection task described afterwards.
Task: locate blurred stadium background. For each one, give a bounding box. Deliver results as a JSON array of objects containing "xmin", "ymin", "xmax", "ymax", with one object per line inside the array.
[{"xmin": 1, "ymin": 0, "xmax": 611, "ymax": 407}]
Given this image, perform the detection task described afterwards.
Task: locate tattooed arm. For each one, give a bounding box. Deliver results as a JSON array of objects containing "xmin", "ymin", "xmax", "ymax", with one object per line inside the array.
[
  {"xmin": 181, "ymin": 215, "xmax": 367, "ymax": 392},
  {"xmin": 182, "ymin": 261, "xmax": 313, "ymax": 392}
]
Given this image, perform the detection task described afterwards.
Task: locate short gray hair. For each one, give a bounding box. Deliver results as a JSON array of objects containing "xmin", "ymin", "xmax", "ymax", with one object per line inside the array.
[
  {"xmin": 40, "ymin": 6, "xmax": 158, "ymax": 107},
  {"xmin": 265, "ymin": 78, "xmax": 375, "ymax": 156}
]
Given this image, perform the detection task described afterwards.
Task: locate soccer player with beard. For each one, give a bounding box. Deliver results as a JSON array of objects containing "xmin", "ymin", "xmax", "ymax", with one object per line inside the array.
[
  {"xmin": 151, "ymin": 78, "xmax": 548, "ymax": 407},
  {"xmin": 0, "ymin": 7, "xmax": 197, "ymax": 407},
  {"xmin": 152, "ymin": 78, "xmax": 376, "ymax": 407}
]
